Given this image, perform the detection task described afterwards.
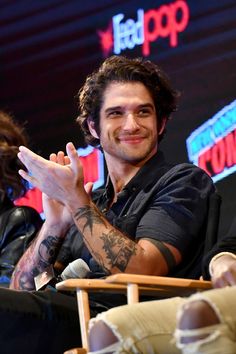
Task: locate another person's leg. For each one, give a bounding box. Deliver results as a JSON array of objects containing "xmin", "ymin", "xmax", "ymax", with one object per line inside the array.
[
  {"xmin": 88, "ymin": 297, "xmax": 184, "ymax": 354},
  {"xmin": 175, "ymin": 287, "xmax": 236, "ymax": 354},
  {"xmin": 0, "ymin": 287, "xmax": 81, "ymax": 354}
]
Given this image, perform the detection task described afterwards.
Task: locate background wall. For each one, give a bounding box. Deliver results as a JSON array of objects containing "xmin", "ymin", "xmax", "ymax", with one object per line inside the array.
[{"xmin": 1, "ymin": 0, "xmax": 236, "ymax": 236}]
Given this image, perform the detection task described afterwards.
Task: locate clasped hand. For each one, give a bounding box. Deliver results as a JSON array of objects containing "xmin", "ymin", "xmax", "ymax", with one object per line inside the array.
[{"xmin": 18, "ymin": 142, "xmax": 87, "ymax": 211}]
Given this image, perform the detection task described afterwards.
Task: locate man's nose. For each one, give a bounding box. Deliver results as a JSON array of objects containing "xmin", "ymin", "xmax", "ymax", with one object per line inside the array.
[{"xmin": 123, "ymin": 113, "xmax": 140, "ymax": 130}]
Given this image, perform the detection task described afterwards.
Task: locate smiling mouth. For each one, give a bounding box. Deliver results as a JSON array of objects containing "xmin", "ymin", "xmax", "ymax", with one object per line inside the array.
[{"xmin": 118, "ymin": 136, "xmax": 146, "ymax": 144}]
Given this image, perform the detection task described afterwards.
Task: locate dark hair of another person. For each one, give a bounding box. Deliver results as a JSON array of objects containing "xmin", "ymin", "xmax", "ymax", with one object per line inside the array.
[
  {"xmin": 76, "ymin": 55, "xmax": 180, "ymax": 147},
  {"xmin": 0, "ymin": 111, "xmax": 29, "ymax": 201}
]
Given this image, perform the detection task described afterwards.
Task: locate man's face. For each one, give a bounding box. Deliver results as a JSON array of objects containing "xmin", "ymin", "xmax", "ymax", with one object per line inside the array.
[{"xmin": 92, "ymin": 81, "xmax": 164, "ymax": 165}]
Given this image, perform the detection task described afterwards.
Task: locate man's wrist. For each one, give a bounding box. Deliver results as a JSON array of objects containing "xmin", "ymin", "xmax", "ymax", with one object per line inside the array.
[
  {"xmin": 43, "ymin": 220, "xmax": 70, "ymax": 236},
  {"xmin": 209, "ymin": 252, "xmax": 236, "ymax": 276},
  {"xmin": 66, "ymin": 193, "xmax": 91, "ymax": 214}
]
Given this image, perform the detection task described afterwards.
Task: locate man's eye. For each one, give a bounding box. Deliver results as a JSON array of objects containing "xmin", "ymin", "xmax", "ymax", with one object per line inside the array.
[
  {"xmin": 108, "ymin": 111, "xmax": 122, "ymax": 117},
  {"xmin": 138, "ymin": 109, "xmax": 150, "ymax": 116}
]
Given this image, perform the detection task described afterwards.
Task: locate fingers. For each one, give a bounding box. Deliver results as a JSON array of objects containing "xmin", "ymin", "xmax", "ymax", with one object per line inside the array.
[
  {"xmin": 64, "ymin": 156, "xmax": 70, "ymax": 165},
  {"xmin": 18, "ymin": 146, "xmax": 49, "ymax": 182},
  {"xmin": 18, "ymin": 168, "xmax": 37, "ymax": 186},
  {"xmin": 18, "ymin": 143, "xmax": 79, "ymax": 194},
  {"xmin": 57, "ymin": 151, "xmax": 66, "ymax": 165},
  {"xmin": 49, "ymin": 153, "xmax": 57, "ymax": 163},
  {"xmin": 50, "ymin": 151, "xmax": 65, "ymax": 165},
  {"xmin": 50, "ymin": 151, "xmax": 71, "ymax": 165},
  {"xmin": 49, "ymin": 152, "xmax": 69, "ymax": 166},
  {"xmin": 18, "ymin": 146, "xmax": 45, "ymax": 186},
  {"xmin": 85, "ymin": 182, "xmax": 94, "ymax": 195},
  {"xmin": 18, "ymin": 146, "xmax": 45, "ymax": 166}
]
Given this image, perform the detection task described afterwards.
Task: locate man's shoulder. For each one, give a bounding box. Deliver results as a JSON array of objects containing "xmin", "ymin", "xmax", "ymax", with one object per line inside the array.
[
  {"xmin": 160, "ymin": 162, "xmax": 213, "ymax": 182},
  {"xmin": 142, "ymin": 152, "xmax": 211, "ymax": 185},
  {"xmin": 148, "ymin": 161, "xmax": 215, "ymax": 197}
]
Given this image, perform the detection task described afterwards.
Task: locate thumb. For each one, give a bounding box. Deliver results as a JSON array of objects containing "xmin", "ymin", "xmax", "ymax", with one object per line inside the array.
[{"xmin": 66, "ymin": 142, "xmax": 80, "ymax": 173}]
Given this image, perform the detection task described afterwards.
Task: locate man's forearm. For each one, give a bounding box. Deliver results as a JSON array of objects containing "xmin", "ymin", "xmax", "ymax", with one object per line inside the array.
[
  {"xmin": 10, "ymin": 223, "xmax": 65, "ymax": 290},
  {"xmin": 73, "ymin": 203, "xmax": 138, "ymax": 274}
]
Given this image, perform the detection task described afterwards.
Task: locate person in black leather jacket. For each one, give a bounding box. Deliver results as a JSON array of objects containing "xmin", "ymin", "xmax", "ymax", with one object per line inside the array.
[{"xmin": 0, "ymin": 111, "xmax": 42, "ymax": 286}]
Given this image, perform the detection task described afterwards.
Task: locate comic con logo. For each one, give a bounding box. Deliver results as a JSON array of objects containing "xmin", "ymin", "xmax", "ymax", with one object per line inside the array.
[
  {"xmin": 186, "ymin": 100, "xmax": 236, "ymax": 183},
  {"xmin": 98, "ymin": 0, "xmax": 190, "ymax": 56}
]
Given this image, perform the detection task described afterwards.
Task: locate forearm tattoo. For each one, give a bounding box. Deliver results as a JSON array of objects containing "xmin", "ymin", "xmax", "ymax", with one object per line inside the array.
[
  {"xmin": 74, "ymin": 204, "xmax": 137, "ymax": 272},
  {"xmin": 101, "ymin": 230, "xmax": 137, "ymax": 272},
  {"xmin": 38, "ymin": 235, "xmax": 63, "ymax": 268},
  {"xmin": 74, "ymin": 205, "xmax": 107, "ymax": 234},
  {"xmin": 14, "ymin": 270, "xmax": 36, "ymax": 291},
  {"xmin": 11, "ymin": 235, "xmax": 63, "ymax": 290}
]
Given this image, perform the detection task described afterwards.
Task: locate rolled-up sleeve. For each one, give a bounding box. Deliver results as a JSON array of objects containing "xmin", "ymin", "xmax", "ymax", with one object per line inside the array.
[{"xmin": 136, "ymin": 163, "xmax": 215, "ymax": 254}]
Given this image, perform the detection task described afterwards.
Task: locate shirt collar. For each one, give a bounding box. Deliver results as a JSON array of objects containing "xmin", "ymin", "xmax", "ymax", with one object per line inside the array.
[{"xmin": 104, "ymin": 150, "xmax": 166, "ymax": 202}]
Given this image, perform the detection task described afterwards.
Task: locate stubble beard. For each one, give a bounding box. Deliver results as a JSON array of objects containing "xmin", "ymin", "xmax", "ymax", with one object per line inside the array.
[{"xmin": 104, "ymin": 137, "xmax": 157, "ymax": 165}]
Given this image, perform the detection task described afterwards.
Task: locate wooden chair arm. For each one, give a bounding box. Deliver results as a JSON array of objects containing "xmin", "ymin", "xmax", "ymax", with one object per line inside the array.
[
  {"xmin": 105, "ymin": 273, "xmax": 212, "ymax": 291},
  {"xmin": 104, "ymin": 274, "xmax": 212, "ymax": 302},
  {"xmin": 56, "ymin": 278, "xmax": 128, "ymax": 292}
]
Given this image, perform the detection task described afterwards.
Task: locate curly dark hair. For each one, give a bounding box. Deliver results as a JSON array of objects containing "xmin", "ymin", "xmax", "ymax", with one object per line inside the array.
[
  {"xmin": 0, "ymin": 111, "xmax": 29, "ymax": 201},
  {"xmin": 76, "ymin": 55, "xmax": 180, "ymax": 147}
]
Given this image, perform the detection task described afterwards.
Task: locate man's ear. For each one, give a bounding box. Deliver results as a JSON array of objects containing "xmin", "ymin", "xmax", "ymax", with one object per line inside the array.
[
  {"xmin": 158, "ymin": 118, "xmax": 167, "ymax": 136},
  {"xmin": 88, "ymin": 119, "xmax": 99, "ymax": 139}
]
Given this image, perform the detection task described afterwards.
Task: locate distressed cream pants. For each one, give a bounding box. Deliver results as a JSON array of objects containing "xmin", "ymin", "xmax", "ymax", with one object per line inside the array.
[{"xmin": 89, "ymin": 287, "xmax": 236, "ymax": 354}]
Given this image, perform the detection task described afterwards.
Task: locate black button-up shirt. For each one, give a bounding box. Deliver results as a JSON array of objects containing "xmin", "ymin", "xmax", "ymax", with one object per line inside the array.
[{"xmin": 58, "ymin": 151, "xmax": 215, "ymax": 279}]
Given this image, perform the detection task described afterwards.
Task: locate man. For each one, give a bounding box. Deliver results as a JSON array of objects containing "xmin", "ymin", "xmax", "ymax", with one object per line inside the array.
[
  {"xmin": 88, "ymin": 218, "xmax": 236, "ymax": 354},
  {"xmin": 3, "ymin": 56, "xmax": 214, "ymax": 354}
]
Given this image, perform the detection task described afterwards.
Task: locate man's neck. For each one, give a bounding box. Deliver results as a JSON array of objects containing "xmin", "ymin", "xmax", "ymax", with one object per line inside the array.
[
  {"xmin": 104, "ymin": 146, "xmax": 159, "ymax": 199},
  {"xmin": 108, "ymin": 164, "xmax": 140, "ymax": 196},
  {"xmin": 105, "ymin": 155, "xmax": 150, "ymax": 198}
]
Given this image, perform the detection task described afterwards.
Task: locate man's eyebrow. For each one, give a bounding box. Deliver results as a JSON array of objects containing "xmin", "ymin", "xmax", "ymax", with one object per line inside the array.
[
  {"xmin": 138, "ymin": 103, "xmax": 155, "ymax": 109},
  {"xmin": 104, "ymin": 103, "xmax": 155, "ymax": 114},
  {"xmin": 104, "ymin": 106, "xmax": 122, "ymax": 114}
]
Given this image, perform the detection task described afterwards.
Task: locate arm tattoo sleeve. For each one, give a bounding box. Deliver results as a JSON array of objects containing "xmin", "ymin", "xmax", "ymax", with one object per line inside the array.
[
  {"xmin": 74, "ymin": 205, "xmax": 107, "ymax": 234},
  {"xmin": 11, "ymin": 235, "xmax": 63, "ymax": 290},
  {"xmin": 38, "ymin": 235, "xmax": 63, "ymax": 269},
  {"xmin": 74, "ymin": 204, "xmax": 137, "ymax": 272},
  {"xmin": 100, "ymin": 230, "xmax": 137, "ymax": 272}
]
